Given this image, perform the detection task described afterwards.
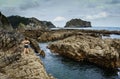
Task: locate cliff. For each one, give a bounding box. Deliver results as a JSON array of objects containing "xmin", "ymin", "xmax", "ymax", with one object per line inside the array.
[
  {"xmin": 65, "ymin": 19, "xmax": 91, "ymax": 28},
  {"xmin": 0, "ymin": 12, "xmax": 13, "ymax": 31},
  {"xmin": 43, "ymin": 21, "xmax": 56, "ymax": 28},
  {"xmin": 0, "ymin": 31, "xmax": 54, "ymax": 79},
  {"xmin": 7, "ymin": 16, "xmax": 56, "ymax": 29}
]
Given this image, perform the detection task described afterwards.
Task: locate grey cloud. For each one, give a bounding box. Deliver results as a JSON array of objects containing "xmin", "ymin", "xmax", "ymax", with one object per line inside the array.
[
  {"xmin": 0, "ymin": 7, "xmax": 20, "ymax": 16},
  {"xmin": 87, "ymin": 4, "xmax": 98, "ymax": 8},
  {"xmin": 110, "ymin": 0, "xmax": 120, "ymax": 4},
  {"xmin": 19, "ymin": 0, "xmax": 55, "ymax": 11},
  {"xmin": 106, "ymin": 0, "xmax": 120, "ymax": 4},
  {"xmin": 19, "ymin": 1, "xmax": 40, "ymax": 10},
  {"xmin": 0, "ymin": 0, "xmax": 120, "ymax": 27},
  {"xmin": 102, "ymin": 4, "xmax": 120, "ymax": 17}
]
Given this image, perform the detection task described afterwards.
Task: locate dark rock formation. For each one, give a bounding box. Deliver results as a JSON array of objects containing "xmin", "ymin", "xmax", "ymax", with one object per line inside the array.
[
  {"xmin": 0, "ymin": 12, "xmax": 13, "ymax": 31},
  {"xmin": 0, "ymin": 31, "xmax": 54, "ymax": 79},
  {"xmin": 7, "ymin": 16, "xmax": 56, "ymax": 29},
  {"xmin": 28, "ymin": 37, "xmax": 45, "ymax": 57},
  {"xmin": 65, "ymin": 19, "xmax": 91, "ymax": 28},
  {"xmin": 43, "ymin": 21, "xmax": 56, "ymax": 28},
  {"xmin": 48, "ymin": 35, "xmax": 120, "ymax": 69}
]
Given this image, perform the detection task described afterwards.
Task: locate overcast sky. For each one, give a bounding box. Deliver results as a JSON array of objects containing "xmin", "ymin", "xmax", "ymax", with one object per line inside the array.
[{"xmin": 0, "ymin": 0, "xmax": 120, "ymax": 27}]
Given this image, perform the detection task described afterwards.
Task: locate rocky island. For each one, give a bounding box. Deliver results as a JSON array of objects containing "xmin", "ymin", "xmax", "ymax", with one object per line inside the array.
[{"xmin": 64, "ymin": 18, "xmax": 91, "ymax": 28}]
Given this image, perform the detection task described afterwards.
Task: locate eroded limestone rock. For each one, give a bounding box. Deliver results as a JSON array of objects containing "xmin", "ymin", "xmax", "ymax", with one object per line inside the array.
[
  {"xmin": 0, "ymin": 31, "xmax": 54, "ymax": 79},
  {"xmin": 48, "ymin": 35, "xmax": 120, "ymax": 69}
]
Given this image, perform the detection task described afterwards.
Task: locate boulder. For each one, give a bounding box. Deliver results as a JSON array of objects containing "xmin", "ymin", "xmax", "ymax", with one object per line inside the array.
[{"xmin": 28, "ymin": 37, "xmax": 45, "ymax": 57}]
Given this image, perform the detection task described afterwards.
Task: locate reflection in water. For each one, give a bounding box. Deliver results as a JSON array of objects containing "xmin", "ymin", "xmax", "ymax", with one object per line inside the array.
[
  {"xmin": 102, "ymin": 34, "xmax": 120, "ymax": 39},
  {"xmin": 38, "ymin": 43, "xmax": 119, "ymax": 79},
  {"xmin": 117, "ymin": 68, "xmax": 120, "ymax": 78}
]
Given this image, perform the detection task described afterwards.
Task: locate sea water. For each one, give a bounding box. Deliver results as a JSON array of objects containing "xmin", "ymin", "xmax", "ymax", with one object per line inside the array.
[
  {"xmin": 51, "ymin": 26, "xmax": 120, "ymax": 31},
  {"xmin": 39, "ymin": 27, "xmax": 120, "ymax": 79}
]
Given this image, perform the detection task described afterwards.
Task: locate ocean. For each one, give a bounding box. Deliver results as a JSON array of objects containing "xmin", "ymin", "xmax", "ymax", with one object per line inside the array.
[
  {"xmin": 39, "ymin": 27, "xmax": 120, "ymax": 79},
  {"xmin": 51, "ymin": 26, "xmax": 120, "ymax": 31}
]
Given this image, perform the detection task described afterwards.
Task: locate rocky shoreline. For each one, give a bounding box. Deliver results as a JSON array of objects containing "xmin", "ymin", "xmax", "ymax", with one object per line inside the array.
[
  {"xmin": 0, "ymin": 12, "xmax": 56, "ymax": 79},
  {"xmin": 0, "ymin": 30, "xmax": 54, "ymax": 79},
  {"xmin": 23, "ymin": 29, "xmax": 120, "ymax": 42},
  {"xmin": 48, "ymin": 35, "xmax": 120, "ymax": 69},
  {"xmin": 0, "ymin": 28, "xmax": 120, "ymax": 78},
  {"xmin": 0, "ymin": 29, "xmax": 120, "ymax": 79},
  {"xmin": 23, "ymin": 28, "xmax": 120, "ymax": 69},
  {"xmin": 0, "ymin": 11, "xmax": 120, "ymax": 78}
]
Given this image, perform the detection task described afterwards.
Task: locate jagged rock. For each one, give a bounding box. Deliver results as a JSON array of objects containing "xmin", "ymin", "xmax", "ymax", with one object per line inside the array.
[
  {"xmin": 0, "ymin": 73, "xmax": 10, "ymax": 79},
  {"xmin": 28, "ymin": 37, "xmax": 45, "ymax": 57},
  {"xmin": 37, "ymin": 30, "xmax": 78, "ymax": 42},
  {"xmin": 23, "ymin": 29, "xmax": 120, "ymax": 43},
  {"xmin": 65, "ymin": 18, "xmax": 91, "ymax": 27},
  {"xmin": 48, "ymin": 35, "xmax": 120, "ymax": 69},
  {"xmin": 0, "ymin": 12, "xmax": 13, "ymax": 31},
  {"xmin": 7, "ymin": 16, "xmax": 56, "ymax": 29},
  {"xmin": 0, "ymin": 31, "xmax": 55, "ymax": 79},
  {"xmin": 0, "ymin": 30, "xmax": 22, "ymax": 51}
]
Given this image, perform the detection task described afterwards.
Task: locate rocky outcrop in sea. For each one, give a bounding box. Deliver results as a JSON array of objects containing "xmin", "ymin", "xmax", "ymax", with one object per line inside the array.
[
  {"xmin": 65, "ymin": 19, "xmax": 91, "ymax": 28},
  {"xmin": 0, "ymin": 30, "xmax": 54, "ymax": 79},
  {"xmin": 48, "ymin": 34, "xmax": 120, "ymax": 69}
]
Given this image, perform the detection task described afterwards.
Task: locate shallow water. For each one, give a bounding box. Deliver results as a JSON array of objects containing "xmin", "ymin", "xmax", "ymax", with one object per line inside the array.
[
  {"xmin": 38, "ymin": 43, "xmax": 120, "ymax": 79},
  {"xmin": 102, "ymin": 34, "xmax": 120, "ymax": 39}
]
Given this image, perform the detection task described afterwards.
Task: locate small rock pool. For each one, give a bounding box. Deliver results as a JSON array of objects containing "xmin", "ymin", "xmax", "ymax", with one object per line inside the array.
[{"xmin": 37, "ymin": 43, "xmax": 120, "ymax": 79}]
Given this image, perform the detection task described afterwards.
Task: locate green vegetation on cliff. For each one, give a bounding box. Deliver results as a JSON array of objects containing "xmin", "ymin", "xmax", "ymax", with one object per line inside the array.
[
  {"xmin": 7, "ymin": 15, "xmax": 29, "ymax": 29},
  {"xmin": 7, "ymin": 16, "xmax": 56, "ymax": 29}
]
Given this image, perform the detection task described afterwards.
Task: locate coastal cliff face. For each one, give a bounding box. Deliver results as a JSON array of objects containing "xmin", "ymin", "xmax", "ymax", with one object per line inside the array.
[
  {"xmin": 65, "ymin": 19, "xmax": 91, "ymax": 28},
  {"xmin": 48, "ymin": 35, "xmax": 120, "ymax": 69},
  {"xmin": 0, "ymin": 31, "xmax": 54, "ymax": 79},
  {"xmin": 0, "ymin": 12, "xmax": 13, "ymax": 31},
  {"xmin": 7, "ymin": 16, "xmax": 56, "ymax": 29}
]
